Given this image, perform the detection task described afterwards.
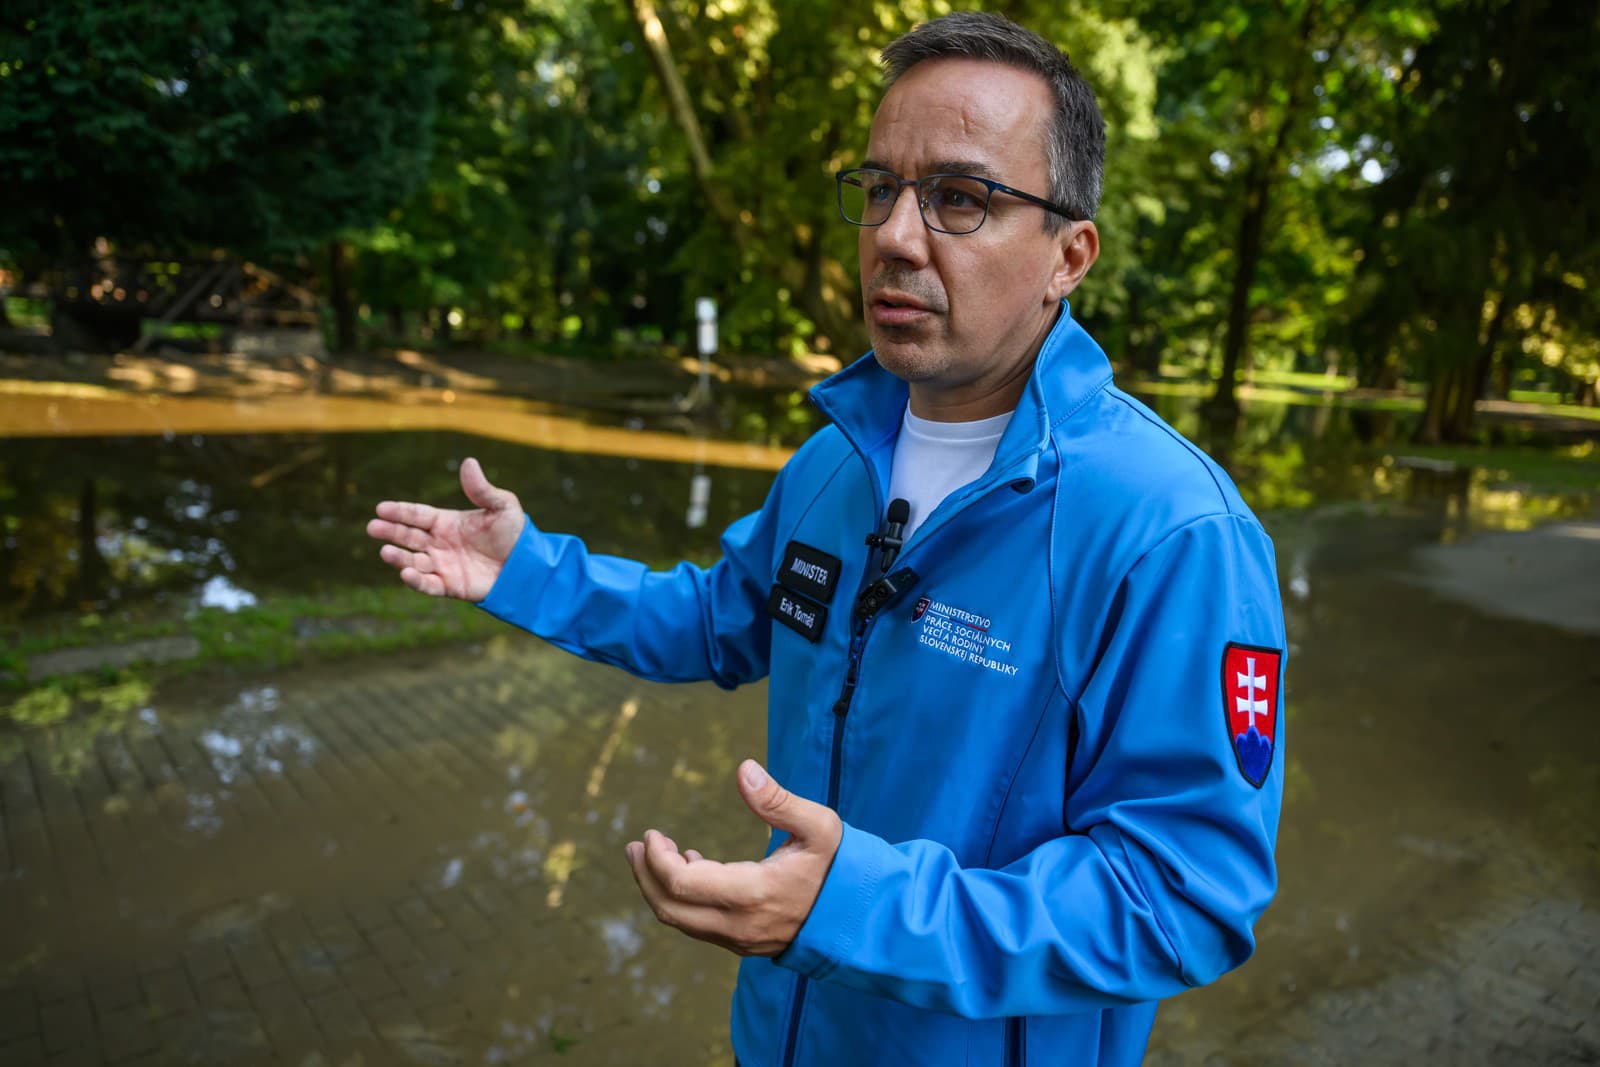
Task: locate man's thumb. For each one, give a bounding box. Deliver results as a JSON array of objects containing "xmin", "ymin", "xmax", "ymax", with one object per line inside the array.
[
  {"xmin": 737, "ymin": 760, "xmax": 828, "ymax": 840},
  {"xmin": 459, "ymin": 457, "xmax": 513, "ymax": 512}
]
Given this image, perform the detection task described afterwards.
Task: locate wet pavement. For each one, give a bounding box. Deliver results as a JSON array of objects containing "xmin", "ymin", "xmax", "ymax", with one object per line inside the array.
[
  {"xmin": 0, "ymin": 643, "xmax": 767, "ymax": 1065},
  {"xmin": 0, "ymin": 506, "xmax": 1595, "ymax": 1065},
  {"xmin": 2, "ymin": 368, "xmax": 1599, "ymax": 1064},
  {"xmin": 1147, "ymin": 509, "xmax": 1600, "ymax": 1066}
]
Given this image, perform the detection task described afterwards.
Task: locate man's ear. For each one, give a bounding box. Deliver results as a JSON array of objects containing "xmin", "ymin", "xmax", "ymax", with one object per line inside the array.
[{"xmin": 1047, "ymin": 221, "xmax": 1100, "ymax": 303}]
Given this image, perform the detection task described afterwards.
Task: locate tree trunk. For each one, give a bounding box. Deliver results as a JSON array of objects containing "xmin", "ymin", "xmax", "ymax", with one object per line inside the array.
[
  {"xmin": 1446, "ymin": 351, "xmax": 1491, "ymax": 442},
  {"xmin": 1208, "ymin": 1, "xmax": 1324, "ymax": 412},
  {"xmin": 1440, "ymin": 289, "xmax": 1511, "ymax": 441},
  {"xmin": 1212, "ymin": 158, "xmax": 1272, "ymax": 412},
  {"xmin": 75, "ymin": 477, "xmax": 109, "ymax": 604},
  {"xmin": 629, "ymin": 0, "xmax": 747, "ymax": 250},
  {"xmin": 387, "ymin": 306, "xmax": 405, "ymax": 339},
  {"xmin": 1416, "ymin": 363, "xmax": 1452, "ymax": 445},
  {"xmin": 1123, "ymin": 286, "xmax": 1143, "ymax": 376},
  {"xmin": 1492, "ymin": 350, "xmax": 1513, "ymax": 400},
  {"xmin": 328, "ymin": 240, "xmax": 356, "ymax": 354},
  {"xmin": 795, "ymin": 218, "xmax": 862, "ymax": 355},
  {"xmin": 1125, "ymin": 286, "xmax": 1163, "ymax": 378}
]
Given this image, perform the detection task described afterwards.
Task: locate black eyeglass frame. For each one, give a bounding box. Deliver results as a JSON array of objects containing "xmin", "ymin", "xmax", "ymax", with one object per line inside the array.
[{"xmin": 835, "ymin": 166, "xmax": 1080, "ymax": 234}]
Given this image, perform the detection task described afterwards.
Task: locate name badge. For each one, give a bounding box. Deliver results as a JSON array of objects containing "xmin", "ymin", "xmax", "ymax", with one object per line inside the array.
[
  {"xmin": 766, "ymin": 585, "xmax": 828, "ymax": 643},
  {"xmin": 777, "ymin": 540, "xmax": 842, "ymax": 603}
]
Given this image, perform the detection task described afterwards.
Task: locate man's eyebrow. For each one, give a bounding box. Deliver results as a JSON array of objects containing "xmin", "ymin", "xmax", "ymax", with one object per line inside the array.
[
  {"xmin": 928, "ymin": 160, "xmax": 999, "ymax": 179},
  {"xmin": 857, "ymin": 159, "xmax": 1000, "ymax": 179}
]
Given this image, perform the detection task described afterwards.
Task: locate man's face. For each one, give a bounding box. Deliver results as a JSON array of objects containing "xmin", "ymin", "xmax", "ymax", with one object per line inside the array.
[{"xmin": 859, "ymin": 58, "xmax": 1076, "ymax": 410}]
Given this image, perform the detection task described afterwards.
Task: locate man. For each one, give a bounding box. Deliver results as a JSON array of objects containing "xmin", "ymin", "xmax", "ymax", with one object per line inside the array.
[{"xmin": 367, "ymin": 12, "xmax": 1285, "ymax": 1066}]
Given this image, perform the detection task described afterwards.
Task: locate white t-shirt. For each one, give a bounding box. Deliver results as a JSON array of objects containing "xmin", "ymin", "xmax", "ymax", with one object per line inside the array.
[{"xmin": 887, "ymin": 405, "xmax": 1014, "ymax": 542}]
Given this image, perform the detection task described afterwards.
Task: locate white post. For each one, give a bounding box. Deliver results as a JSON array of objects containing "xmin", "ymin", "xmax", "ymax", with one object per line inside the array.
[
  {"xmin": 686, "ymin": 469, "xmax": 712, "ymax": 529},
  {"xmin": 695, "ymin": 297, "xmax": 717, "ymax": 403}
]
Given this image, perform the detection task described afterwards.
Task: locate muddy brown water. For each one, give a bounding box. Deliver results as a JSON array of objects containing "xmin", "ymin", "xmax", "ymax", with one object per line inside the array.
[{"xmin": 1, "ymin": 383, "xmax": 1597, "ymax": 1065}]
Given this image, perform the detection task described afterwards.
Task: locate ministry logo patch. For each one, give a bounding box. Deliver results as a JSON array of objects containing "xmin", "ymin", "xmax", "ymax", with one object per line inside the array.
[
  {"xmin": 1222, "ymin": 642, "xmax": 1282, "ymax": 788},
  {"xmin": 911, "ymin": 595, "xmax": 1020, "ymax": 679}
]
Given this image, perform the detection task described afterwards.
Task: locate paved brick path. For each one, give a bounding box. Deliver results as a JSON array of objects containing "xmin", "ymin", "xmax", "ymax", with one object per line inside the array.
[{"xmin": 0, "ymin": 649, "xmax": 763, "ymax": 1065}]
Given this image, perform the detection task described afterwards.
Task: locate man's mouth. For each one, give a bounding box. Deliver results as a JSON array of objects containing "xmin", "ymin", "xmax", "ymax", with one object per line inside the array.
[
  {"xmin": 871, "ymin": 291, "xmax": 931, "ymax": 311},
  {"xmin": 869, "ymin": 289, "xmax": 938, "ymax": 326}
]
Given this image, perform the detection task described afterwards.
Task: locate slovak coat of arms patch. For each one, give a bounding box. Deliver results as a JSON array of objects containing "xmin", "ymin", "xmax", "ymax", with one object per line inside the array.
[{"xmin": 1222, "ymin": 642, "xmax": 1282, "ymax": 788}]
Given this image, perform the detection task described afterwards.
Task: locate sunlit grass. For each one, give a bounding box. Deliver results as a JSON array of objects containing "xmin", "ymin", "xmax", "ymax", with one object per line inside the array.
[
  {"xmin": 1249, "ymin": 369, "xmax": 1356, "ymax": 391},
  {"xmin": 1377, "ymin": 441, "xmax": 1600, "ymax": 494},
  {"xmin": 1125, "ymin": 376, "xmax": 1426, "ymax": 412},
  {"xmin": 1, "ymin": 296, "xmax": 50, "ymax": 328},
  {"xmin": 0, "ymin": 584, "xmax": 507, "ymax": 692},
  {"xmin": 1125, "ymin": 373, "xmax": 1600, "ymax": 422}
]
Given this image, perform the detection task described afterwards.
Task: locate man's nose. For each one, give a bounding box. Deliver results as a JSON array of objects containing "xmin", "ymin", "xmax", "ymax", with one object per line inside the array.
[{"xmin": 870, "ymin": 182, "xmax": 931, "ymax": 267}]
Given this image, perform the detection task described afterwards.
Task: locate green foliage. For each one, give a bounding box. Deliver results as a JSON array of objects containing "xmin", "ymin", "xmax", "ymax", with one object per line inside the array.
[
  {"xmin": 6, "ymin": 684, "xmax": 71, "ymax": 726},
  {"xmin": 1, "ymin": 0, "xmax": 1594, "ymax": 406},
  {"xmin": 1337, "ymin": 0, "xmax": 1600, "ymax": 394},
  {"xmin": 0, "ymin": 0, "xmax": 439, "ymax": 261},
  {"xmin": 1380, "ymin": 442, "xmax": 1600, "ymax": 494}
]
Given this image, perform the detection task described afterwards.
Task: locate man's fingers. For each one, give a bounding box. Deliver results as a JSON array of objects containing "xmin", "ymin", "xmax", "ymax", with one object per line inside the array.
[
  {"xmin": 642, "ymin": 830, "xmax": 697, "ymax": 896},
  {"xmin": 373, "ymin": 499, "xmax": 439, "ymax": 531},
  {"xmin": 641, "ymin": 831, "xmax": 763, "ymax": 908},
  {"xmin": 399, "ymin": 567, "xmax": 445, "ymax": 597},
  {"xmin": 368, "ymin": 519, "xmax": 432, "ymax": 552},
  {"xmin": 459, "ymin": 458, "xmax": 517, "ymax": 513},
  {"xmin": 627, "ymin": 839, "xmax": 733, "ymax": 933},
  {"xmin": 378, "ymin": 545, "xmax": 435, "ymax": 575}
]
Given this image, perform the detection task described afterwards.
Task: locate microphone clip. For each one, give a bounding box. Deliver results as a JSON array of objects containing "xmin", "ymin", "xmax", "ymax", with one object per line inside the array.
[{"xmin": 866, "ymin": 498, "xmax": 911, "ymax": 574}]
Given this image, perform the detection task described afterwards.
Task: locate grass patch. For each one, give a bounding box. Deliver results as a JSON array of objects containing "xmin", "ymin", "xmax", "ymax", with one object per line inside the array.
[
  {"xmin": 140, "ymin": 320, "xmax": 225, "ymax": 341},
  {"xmin": 2, "ymin": 296, "xmax": 50, "ymax": 328},
  {"xmin": 2, "ymin": 584, "xmax": 507, "ymax": 693},
  {"xmin": 1249, "ymin": 369, "xmax": 1356, "ymax": 391},
  {"xmin": 1377, "ymin": 441, "xmax": 1600, "ymax": 495},
  {"xmin": 1510, "ymin": 400, "xmax": 1600, "ymax": 424},
  {"xmin": 0, "ymin": 583, "xmax": 518, "ymax": 777},
  {"xmin": 1124, "ymin": 377, "xmax": 1427, "ymax": 413}
]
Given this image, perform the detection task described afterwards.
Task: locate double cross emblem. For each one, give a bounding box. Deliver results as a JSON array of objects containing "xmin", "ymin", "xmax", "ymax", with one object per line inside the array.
[{"xmin": 1234, "ymin": 656, "xmax": 1268, "ymax": 733}]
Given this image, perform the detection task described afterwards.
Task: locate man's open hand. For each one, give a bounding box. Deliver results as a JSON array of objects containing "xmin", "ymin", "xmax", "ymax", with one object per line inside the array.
[
  {"xmin": 366, "ymin": 457, "xmax": 524, "ymax": 601},
  {"xmin": 625, "ymin": 760, "xmax": 843, "ymax": 957}
]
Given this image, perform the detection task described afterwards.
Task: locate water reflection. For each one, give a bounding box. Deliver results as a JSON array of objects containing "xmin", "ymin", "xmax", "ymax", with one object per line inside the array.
[
  {"xmin": 0, "ymin": 429, "xmax": 784, "ymax": 621},
  {"xmin": 6, "ymin": 388, "xmax": 1591, "ymax": 625}
]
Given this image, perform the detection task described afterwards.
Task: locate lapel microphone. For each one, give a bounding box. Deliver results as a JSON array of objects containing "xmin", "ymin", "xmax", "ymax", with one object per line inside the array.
[{"xmin": 865, "ymin": 498, "xmax": 911, "ymax": 574}]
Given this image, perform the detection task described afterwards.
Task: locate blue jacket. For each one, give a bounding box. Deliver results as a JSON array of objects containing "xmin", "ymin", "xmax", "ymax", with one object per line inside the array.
[{"xmin": 479, "ymin": 303, "xmax": 1286, "ymax": 1067}]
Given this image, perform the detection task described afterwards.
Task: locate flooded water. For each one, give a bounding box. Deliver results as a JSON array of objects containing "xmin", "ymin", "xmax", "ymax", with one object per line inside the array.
[
  {"xmin": 4, "ymin": 382, "xmax": 1592, "ymax": 623},
  {"xmin": 1, "ymin": 376, "xmax": 1598, "ymax": 1065}
]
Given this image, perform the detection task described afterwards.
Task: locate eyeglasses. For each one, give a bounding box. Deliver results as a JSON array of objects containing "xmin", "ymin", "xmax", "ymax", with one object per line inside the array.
[{"xmin": 836, "ymin": 167, "xmax": 1078, "ymax": 235}]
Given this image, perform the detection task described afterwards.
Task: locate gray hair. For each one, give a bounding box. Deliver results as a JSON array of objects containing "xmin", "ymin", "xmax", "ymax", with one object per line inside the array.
[{"xmin": 880, "ymin": 11, "xmax": 1105, "ymax": 229}]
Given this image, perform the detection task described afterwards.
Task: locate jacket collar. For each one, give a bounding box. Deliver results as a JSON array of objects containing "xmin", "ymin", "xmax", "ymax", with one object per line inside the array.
[{"xmin": 809, "ymin": 300, "xmax": 1113, "ymax": 497}]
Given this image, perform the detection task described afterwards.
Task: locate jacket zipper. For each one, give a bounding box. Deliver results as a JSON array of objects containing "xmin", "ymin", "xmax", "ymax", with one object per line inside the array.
[
  {"xmin": 779, "ymin": 558, "xmax": 919, "ymax": 1067},
  {"xmin": 774, "ymin": 444, "xmax": 1033, "ymax": 1067},
  {"xmin": 1005, "ymin": 1016, "xmax": 1026, "ymax": 1066}
]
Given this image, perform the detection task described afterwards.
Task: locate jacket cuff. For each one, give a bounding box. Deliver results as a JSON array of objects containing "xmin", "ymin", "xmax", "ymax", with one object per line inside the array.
[
  {"xmin": 476, "ymin": 515, "xmax": 540, "ymax": 618},
  {"xmin": 777, "ymin": 822, "xmax": 892, "ymax": 980}
]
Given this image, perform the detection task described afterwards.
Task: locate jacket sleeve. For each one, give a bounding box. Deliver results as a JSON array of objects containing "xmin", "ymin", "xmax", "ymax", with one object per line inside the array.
[
  {"xmin": 777, "ymin": 513, "xmax": 1285, "ymax": 1017},
  {"xmin": 475, "ymin": 483, "xmax": 787, "ymax": 690}
]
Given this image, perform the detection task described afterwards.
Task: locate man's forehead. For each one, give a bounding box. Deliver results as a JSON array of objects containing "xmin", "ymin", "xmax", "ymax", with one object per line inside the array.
[{"xmin": 866, "ymin": 58, "xmax": 1049, "ymax": 173}]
